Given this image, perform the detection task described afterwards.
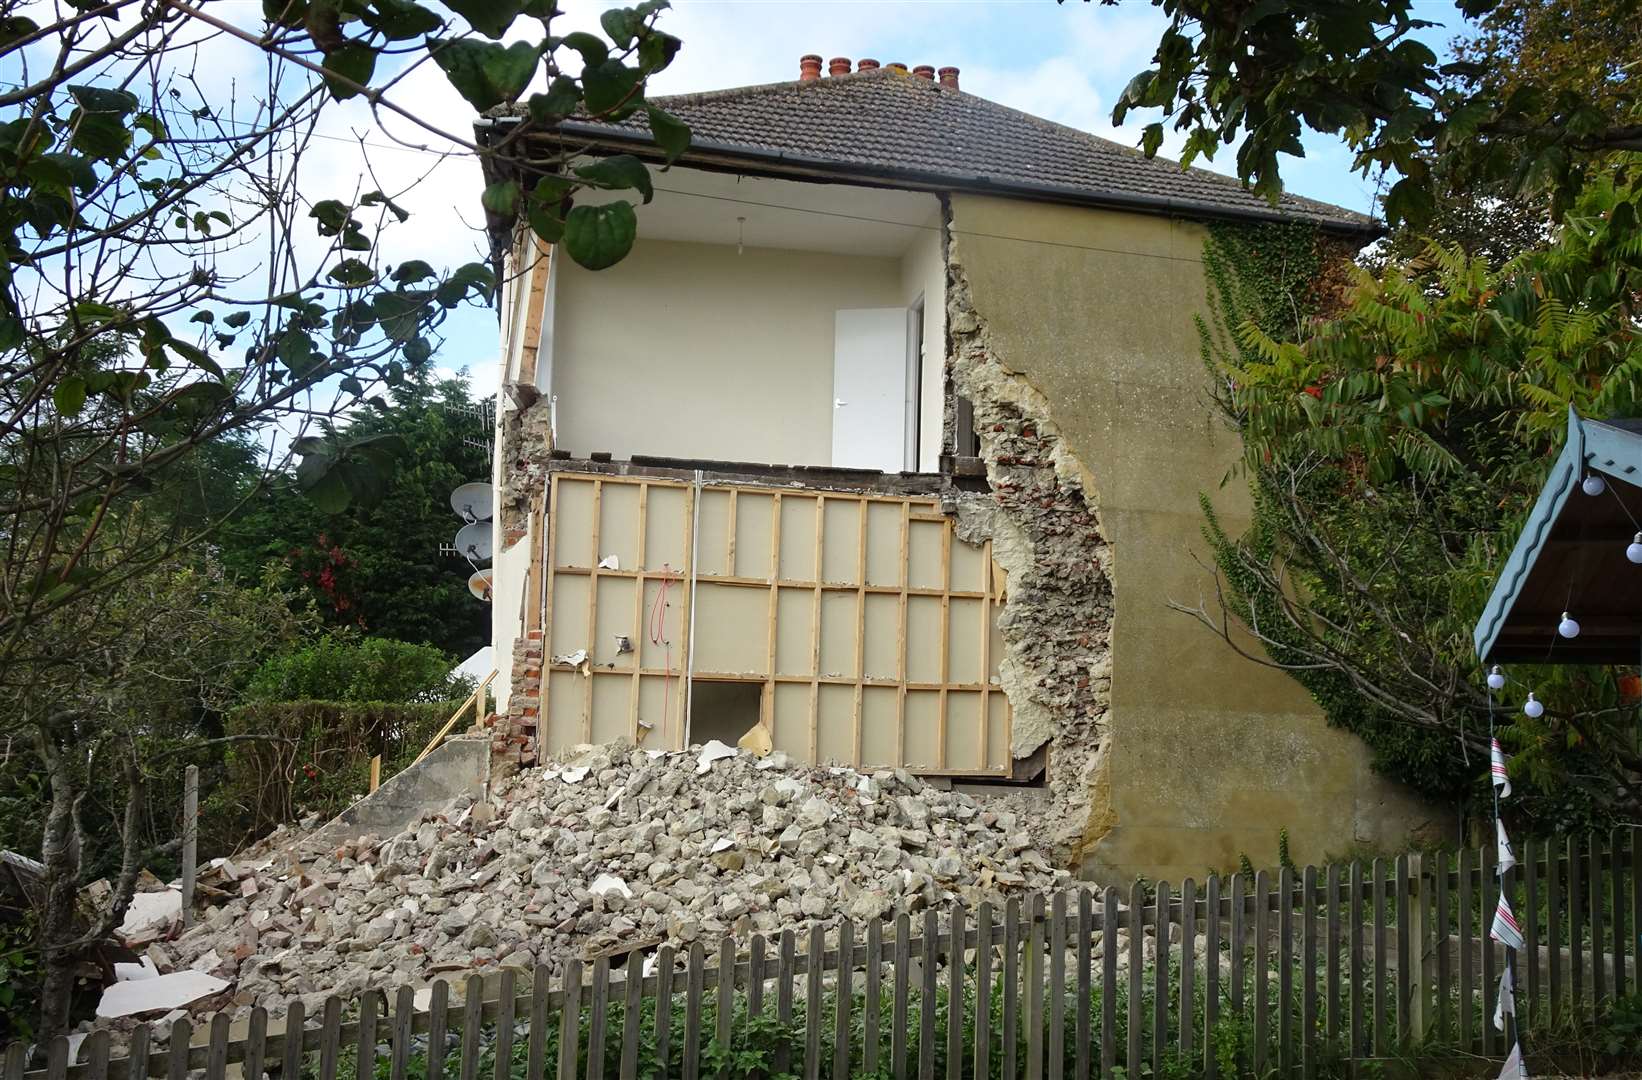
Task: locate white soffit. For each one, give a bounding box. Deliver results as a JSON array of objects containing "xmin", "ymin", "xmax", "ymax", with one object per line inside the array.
[{"xmin": 575, "ymin": 165, "xmax": 941, "ymax": 257}]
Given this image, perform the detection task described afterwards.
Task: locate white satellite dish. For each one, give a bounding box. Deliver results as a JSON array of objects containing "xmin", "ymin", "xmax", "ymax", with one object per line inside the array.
[
  {"xmin": 467, "ymin": 569, "xmax": 494, "ymax": 602},
  {"xmin": 450, "ymin": 482, "xmax": 494, "ymax": 522},
  {"xmin": 454, "ymin": 520, "xmax": 494, "ymax": 561}
]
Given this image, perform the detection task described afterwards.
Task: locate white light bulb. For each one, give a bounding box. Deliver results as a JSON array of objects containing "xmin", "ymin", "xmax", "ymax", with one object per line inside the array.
[
  {"xmin": 1524, "ymin": 692, "xmax": 1544, "ymax": 718},
  {"xmin": 1628, "ymin": 532, "xmax": 1642, "ymax": 564},
  {"xmin": 1559, "ymin": 611, "xmax": 1581, "ymax": 638},
  {"xmin": 1583, "ymin": 474, "xmax": 1607, "ymax": 496},
  {"xmin": 1487, "ymin": 665, "xmax": 1506, "ymax": 690}
]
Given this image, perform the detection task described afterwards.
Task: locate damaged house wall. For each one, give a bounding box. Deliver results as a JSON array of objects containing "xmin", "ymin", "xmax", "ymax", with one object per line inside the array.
[{"xmin": 944, "ymin": 194, "xmax": 1445, "ymax": 883}]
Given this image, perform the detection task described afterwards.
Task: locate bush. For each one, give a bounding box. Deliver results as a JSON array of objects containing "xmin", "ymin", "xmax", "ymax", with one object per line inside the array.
[{"xmin": 245, "ymin": 633, "xmax": 470, "ymax": 704}]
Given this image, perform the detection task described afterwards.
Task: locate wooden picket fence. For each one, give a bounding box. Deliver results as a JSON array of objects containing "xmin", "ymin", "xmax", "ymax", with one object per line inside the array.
[{"xmin": 9, "ymin": 827, "xmax": 1641, "ymax": 1080}]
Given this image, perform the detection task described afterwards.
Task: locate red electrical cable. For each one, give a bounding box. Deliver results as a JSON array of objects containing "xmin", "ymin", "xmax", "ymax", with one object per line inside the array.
[{"xmin": 649, "ymin": 565, "xmax": 675, "ymax": 736}]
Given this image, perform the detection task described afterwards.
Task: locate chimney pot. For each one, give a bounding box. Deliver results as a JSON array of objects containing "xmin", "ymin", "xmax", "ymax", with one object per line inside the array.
[
  {"xmin": 799, "ymin": 54, "xmax": 822, "ymax": 82},
  {"xmin": 938, "ymin": 66, "xmax": 960, "ymax": 89},
  {"xmin": 886, "ymin": 62, "xmax": 908, "ymax": 73},
  {"xmin": 828, "ymin": 57, "xmax": 851, "ymax": 76},
  {"xmin": 912, "ymin": 64, "xmax": 935, "ymax": 80},
  {"xmin": 857, "ymin": 58, "xmax": 881, "ymax": 71}
]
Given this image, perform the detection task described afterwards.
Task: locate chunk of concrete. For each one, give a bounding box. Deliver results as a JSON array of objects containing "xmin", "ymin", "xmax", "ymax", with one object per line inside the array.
[{"xmin": 96, "ymin": 971, "xmax": 229, "ymax": 1018}]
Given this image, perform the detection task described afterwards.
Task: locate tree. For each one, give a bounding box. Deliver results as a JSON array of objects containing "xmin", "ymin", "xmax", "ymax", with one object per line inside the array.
[
  {"xmin": 1110, "ymin": 0, "xmax": 1640, "ymax": 225},
  {"xmin": 217, "ymin": 373, "xmax": 492, "ymax": 654},
  {"xmin": 3, "ymin": 0, "xmax": 691, "ymax": 1042}
]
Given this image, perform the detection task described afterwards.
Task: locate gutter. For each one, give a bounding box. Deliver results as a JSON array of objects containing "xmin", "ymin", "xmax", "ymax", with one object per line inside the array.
[{"xmin": 478, "ymin": 114, "xmax": 1383, "ymax": 241}]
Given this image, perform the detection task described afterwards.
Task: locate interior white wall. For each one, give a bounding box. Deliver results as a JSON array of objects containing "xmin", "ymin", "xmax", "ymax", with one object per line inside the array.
[
  {"xmin": 551, "ymin": 239, "xmax": 904, "ymax": 465},
  {"xmin": 900, "ymin": 222, "xmax": 947, "ymax": 472},
  {"xmin": 489, "ymin": 512, "xmax": 533, "ymax": 713}
]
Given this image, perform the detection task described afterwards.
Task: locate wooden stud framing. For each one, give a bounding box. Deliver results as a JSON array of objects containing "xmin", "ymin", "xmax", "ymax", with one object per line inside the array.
[{"xmin": 540, "ymin": 473, "xmax": 1011, "ymax": 773}]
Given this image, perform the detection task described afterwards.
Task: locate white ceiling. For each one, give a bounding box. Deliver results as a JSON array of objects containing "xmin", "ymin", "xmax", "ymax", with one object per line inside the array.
[{"xmin": 576, "ymin": 164, "xmax": 942, "ymax": 257}]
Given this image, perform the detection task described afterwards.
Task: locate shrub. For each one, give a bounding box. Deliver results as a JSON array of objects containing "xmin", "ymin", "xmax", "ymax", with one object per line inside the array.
[{"xmin": 245, "ymin": 633, "xmax": 470, "ymax": 704}]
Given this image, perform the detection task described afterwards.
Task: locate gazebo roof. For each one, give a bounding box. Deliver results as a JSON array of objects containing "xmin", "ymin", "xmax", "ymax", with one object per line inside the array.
[{"xmin": 1474, "ymin": 407, "xmax": 1642, "ymax": 665}]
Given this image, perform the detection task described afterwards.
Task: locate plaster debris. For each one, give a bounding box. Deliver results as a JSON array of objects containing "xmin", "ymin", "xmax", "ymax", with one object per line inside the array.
[
  {"xmin": 597, "ymin": 554, "xmax": 620, "ymax": 570},
  {"xmin": 119, "ymin": 889, "xmax": 183, "ymax": 936},
  {"xmin": 694, "ymin": 740, "xmax": 737, "ymax": 774},
  {"xmin": 146, "ymin": 741, "xmax": 1064, "ymax": 1021},
  {"xmin": 114, "ymin": 958, "xmax": 161, "ymax": 982},
  {"xmin": 552, "ymin": 649, "xmax": 589, "ymax": 668},
  {"xmin": 96, "ymin": 971, "xmax": 229, "ymax": 1018}
]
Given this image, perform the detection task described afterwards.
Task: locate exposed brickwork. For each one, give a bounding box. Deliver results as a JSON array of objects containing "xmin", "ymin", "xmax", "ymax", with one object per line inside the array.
[{"xmin": 492, "ymin": 629, "xmax": 542, "ymax": 777}]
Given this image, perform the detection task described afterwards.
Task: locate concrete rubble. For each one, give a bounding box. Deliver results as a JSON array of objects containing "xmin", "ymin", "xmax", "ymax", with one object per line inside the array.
[{"xmin": 137, "ymin": 741, "xmax": 1073, "ymax": 1020}]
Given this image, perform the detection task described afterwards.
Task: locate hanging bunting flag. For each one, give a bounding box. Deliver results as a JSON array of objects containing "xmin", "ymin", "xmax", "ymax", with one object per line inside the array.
[
  {"xmin": 1493, "ymin": 965, "xmax": 1515, "ymax": 1031},
  {"xmin": 1498, "ymin": 1040, "xmax": 1528, "ymax": 1079},
  {"xmin": 1492, "ymin": 738, "xmax": 1512, "ymax": 798},
  {"xmin": 1491, "ymin": 892, "xmax": 1525, "ymax": 951},
  {"xmin": 1497, "ymin": 818, "xmax": 1517, "ymax": 876}
]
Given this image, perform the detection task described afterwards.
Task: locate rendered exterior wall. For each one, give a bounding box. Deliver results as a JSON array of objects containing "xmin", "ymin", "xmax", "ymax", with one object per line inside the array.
[
  {"xmin": 550, "ymin": 240, "xmax": 903, "ymax": 465},
  {"xmin": 900, "ymin": 224, "xmax": 947, "ymax": 472},
  {"xmin": 946, "ymin": 194, "xmax": 1444, "ymax": 883}
]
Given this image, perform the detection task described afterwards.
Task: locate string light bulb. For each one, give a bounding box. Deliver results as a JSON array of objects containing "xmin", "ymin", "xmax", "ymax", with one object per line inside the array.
[
  {"xmin": 1627, "ymin": 532, "xmax": 1642, "ymax": 564},
  {"xmin": 1487, "ymin": 665, "xmax": 1506, "ymax": 690},
  {"xmin": 1524, "ymin": 692, "xmax": 1544, "ymax": 718},
  {"xmin": 1583, "ymin": 473, "xmax": 1607, "ymax": 496},
  {"xmin": 1559, "ymin": 611, "xmax": 1581, "ymax": 638}
]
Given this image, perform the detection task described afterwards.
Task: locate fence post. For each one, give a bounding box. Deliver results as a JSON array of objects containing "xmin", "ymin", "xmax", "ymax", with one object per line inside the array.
[
  {"xmin": 1407, "ymin": 854, "xmax": 1427, "ymax": 1043},
  {"xmin": 180, "ymin": 764, "xmax": 198, "ymax": 929}
]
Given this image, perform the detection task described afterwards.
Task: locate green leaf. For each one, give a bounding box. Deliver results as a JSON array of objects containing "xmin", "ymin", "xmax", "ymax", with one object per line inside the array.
[
  {"xmin": 362, "ymin": 0, "xmax": 442, "ymax": 38},
  {"xmin": 404, "ymin": 336, "xmax": 433, "ymax": 364},
  {"xmin": 53, "ymin": 375, "xmax": 87, "ymax": 416},
  {"xmin": 635, "ymin": 28, "xmax": 679, "ymax": 73},
  {"xmin": 165, "ymin": 339, "xmax": 225, "ymax": 378},
  {"xmin": 322, "ymin": 42, "xmax": 378, "ymax": 100},
  {"xmin": 372, "ymin": 291, "xmax": 428, "ymax": 342},
  {"xmin": 392, "ymin": 259, "xmax": 436, "ymax": 283},
  {"xmin": 360, "ymin": 189, "xmax": 410, "ymax": 222},
  {"xmin": 527, "ymin": 77, "xmax": 581, "ymax": 123},
  {"xmin": 563, "ymin": 201, "xmax": 636, "ymax": 270},
  {"xmin": 262, "ymin": 0, "xmax": 308, "ymax": 27},
  {"xmin": 527, "ymin": 206, "xmax": 565, "ymax": 243},
  {"xmin": 224, "ymin": 310, "xmax": 252, "ymax": 328},
  {"xmin": 600, "ymin": 6, "xmax": 640, "ymax": 46},
  {"xmin": 301, "ymin": 461, "xmax": 353, "ymax": 513},
  {"xmin": 559, "ymin": 31, "xmax": 608, "ymax": 66},
  {"xmin": 644, "ymin": 105, "xmax": 689, "ymax": 162},
  {"xmin": 68, "ymin": 84, "xmax": 139, "ymax": 117},
  {"xmin": 329, "ymin": 258, "xmax": 377, "ymax": 286},
  {"xmin": 481, "ymin": 179, "xmax": 522, "ymax": 217},
  {"xmin": 431, "ymin": 38, "xmax": 540, "ymax": 110},
  {"xmin": 0, "ymin": 17, "xmax": 39, "ymax": 49},
  {"xmin": 574, "ymin": 153, "xmax": 652, "ymax": 203},
  {"xmin": 581, "ymin": 59, "xmax": 640, "ymax": 116},
  {"xmin": 190, "ymin": 310, "xmax": 215, "ymax": 324},
  {"xmin": 310, "ymin": 199, "xmax": 353, "ymax": 236},
  {"xmin": 441, "ymin": 0, "xmax": 521, "ymax": 38}
]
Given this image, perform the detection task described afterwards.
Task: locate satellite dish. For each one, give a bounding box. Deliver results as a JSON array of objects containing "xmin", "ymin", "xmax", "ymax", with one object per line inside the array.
[
  {"xmin": 450, "ymin": 482, "xmax": 494, "ymax": 522},
  {"xmin": 454, "ymin": 520, "xmax": 494, "ymax": 561},
  {"xmin": 467, "ymin": 569, "xmax": 494, "ymax": 601}
]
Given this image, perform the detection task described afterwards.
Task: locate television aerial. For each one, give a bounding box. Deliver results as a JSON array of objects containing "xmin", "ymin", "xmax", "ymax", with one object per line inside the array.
[
  {"xmin": 467, "ymin": 569, "xmax": 494, "ymax": 602},
  {"xmin": 454, "ymin": 520, "xmax": 494, "ymax": 562},
  {"xmin": 450, "ymin": 482, "xmax": 494, "ymax": 523}
]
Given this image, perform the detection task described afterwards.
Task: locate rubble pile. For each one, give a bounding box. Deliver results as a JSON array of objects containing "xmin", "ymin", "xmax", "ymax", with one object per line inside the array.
[{"xmin": 155, "ymin": 741, "xmax": 1066, "ymax": 1014}]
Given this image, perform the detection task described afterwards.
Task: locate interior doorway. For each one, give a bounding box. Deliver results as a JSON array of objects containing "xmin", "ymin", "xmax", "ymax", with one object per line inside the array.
[{"xmin": 688, "ymin": 679, "xmax": 764, "ymax": 748}]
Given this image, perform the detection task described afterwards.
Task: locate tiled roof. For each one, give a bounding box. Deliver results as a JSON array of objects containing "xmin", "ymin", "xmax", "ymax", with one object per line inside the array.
[{"xmin": 534, "ymin": 69, "xmax": 1376, "ymax": 234}]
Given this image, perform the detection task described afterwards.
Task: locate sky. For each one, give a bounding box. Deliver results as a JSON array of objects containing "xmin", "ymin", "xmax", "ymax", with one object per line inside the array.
[{"xmin": 3, "ymin": 0, "xmax": 1477, "ymax": 397}]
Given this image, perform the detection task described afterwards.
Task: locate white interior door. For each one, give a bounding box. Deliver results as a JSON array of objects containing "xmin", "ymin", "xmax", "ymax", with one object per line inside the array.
[{"xmin": 832, "ymin": 308, "xmax": 910, "ymax": 471}]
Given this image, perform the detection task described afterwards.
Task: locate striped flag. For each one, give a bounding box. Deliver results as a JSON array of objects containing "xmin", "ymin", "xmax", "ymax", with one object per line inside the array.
[
  {"xmin": 1491, "ymin": 893, "xmax": 1525, "ymax": 951},
  {"xmin": 1493, "ymin": 965, "xmax": 1515, "ymax": 1031},
  {"xmin": 1498, "ymin": 1040, "xmax": 1528, "ymax": 1079},
  {"xmin": 1497, "ymin": 818, "xmax": 1517, "ymax": 877},
  {"xmin": 1492, "ymin": 738, "xmax": 1512, "ymax": 798}
]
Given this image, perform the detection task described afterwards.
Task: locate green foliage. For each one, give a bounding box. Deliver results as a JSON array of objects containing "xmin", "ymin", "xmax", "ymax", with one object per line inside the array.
[
  {"xmin": 245, "ymin": 633, "xmax": 469, "ymax": 704},
  {"xmin": 1111, "ymin": 0, "xmax": 1639, "ymax": 226},
  {"xmin": 0, "ymin": 913, "xmax": 39, "ymax": 1045}
]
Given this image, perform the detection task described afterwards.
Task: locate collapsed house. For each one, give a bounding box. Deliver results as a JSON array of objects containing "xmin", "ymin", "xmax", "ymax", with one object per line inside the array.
[{"xmin": 476, "ymin": 57, "xmax": 1442, "ymax": 883}]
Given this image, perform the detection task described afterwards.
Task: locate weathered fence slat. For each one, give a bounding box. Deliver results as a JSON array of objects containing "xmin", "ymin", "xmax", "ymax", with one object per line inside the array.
[
  {"xmin": 1252, "ymin": 870, "xmax": 1270, "ymax": 1078},
  {"xmin": 684, "ymin": 941, "xmax": 705, "ymax": 1080},
  {"xmin": 1612, "ymin": 828, "xmax": 1627, "ymax": 999},
  {"xmin": 5, "ymin": 1040, "xmax": 26, "ymax": 1080},
  {"xmin": 319, "ymin": 998, "xmax": 342, "ymax": 1080},
  {"xmin": 207, "ymin": 1014, "xmax": 229, "ymax": 1080},
  {"xmin": 389, "ymin": 986, "xmax": 413, "ymax": 1080},
  {"xmin": 946, "ymin": 906, "xmax": 965, "ymax": 1080},
  {"xmin": 1229, "ymin": 872, "xmax": 1246, "ymax": 1019},
  {"xmin": 1301, "ymin": 867, "xmax": 1317, "ymax": 1080},
  {"xmin": 126, "ymin": 1018, "xmax": 151, "ymax": 1080},
  {"xmin": 460, "ymin": 975, "xmax": 483, "ymax": 1080},
  {"xmin": 1349, "ymin": 862, "xmax": 1364, "ymax": 1058},
  {"xmin": 587, "ymin": 956, "xmax": 610, "ymax": 1080},
  {"xmin": 1101, "ymin": 887, "xmax": 1118, "ymax": 1080},
  {"xmin": 716, "ymin": 937, "xmax": 735, "ymax": 1080},
  {"xmin": 1435, "ymin": 852, "xmax": 1451, "ymax": 1042},
  {"xmin": 1049, "ymin": 893, "xmax": 1066, "ymax": 1080},
  {"xmin": 1002, "ymin": 898, "xmax": 1019, "ymax": 1080},
  {"xmin": 893, "ymin": 912, "xmax": 912, "ymax": 1080},
  {"xmin": 620, "ymin": 952, "xmax": 643, "ymax": 1080},
  {"xmin": 1593, "ymin": 833, "xmax": 1607, "ymax": 1010},
  {"xmin": 1570, "ymin": 833, "xmax": 1585, "ymax": 1015},
  {"xmin": 1127, "ymin": 881, "xmax": 1144, "ymax": 1077},
  {"xmin": 655, "ymin": 944, "xmax": 677, "ymax": 1077},
  {"xmin": 1371, "ymin": 858, "xmax": 1387, "ymax": 1058},
  {"xmin": 920, "ymin": 909, "xmax": 939, "ymax": 1080},
  {"xmin": 1204, "ymin": 874, "xmax": 1221, "ymax": 1080},
  {"xmin": 1325, "ymin": 864, "xmax": 1341, "ymax": 1048},
  {"xmin": 1153, "ymin": 881, "xmax": 1171, "ymax": 1079},
  {"xmin": 246, "ymin": 1006, "xmax": 268, "ymax": 1080},
  {"xmin": 1482, "ymin": 843, "xmax": 1498, "ymax": 1058},
  {"xmin": 353, "ymin": 990, "xmax": 378, "ymax": 1080},
  {"xmin": 1458, "ymin": 849, "xmax": 1474, "ymax": 1053},
  {"xmin": 1633, "ymin": 826, "xmax": 1642, "ymax": 1006},
  {"xmin": 84, "ymin": 1031, "xmax": 109, "ymax": 1080},
  {"xmin": 1523, "ymin": 844, "xmax": 1539, "ymax": 1024},
  {"xmin": 865, "ymin": 921, "xmax": 882, "ymax": 1077},
  {"xmin": 1548, "ymin": 842, "xmax": 1563, "ymax": 1028},
  {"xmin": 1074, "ymin": 890, "xmax": 1091, "ymax": 1080},
  {"xmin": 1277, "ymin": 868, "xmax": 1293, "ymax": 1074},
  {"xmin": 1025, "ymin": 894, "xmax": 1045, "ymax": 1080},
  {"xmin": 839, "ymin": 918, "xmax": 856, "ymax": 1080},
  {"xmin": 977, "ymin": 901, "xmax": 995, "ymax": 1080},
  {"xmin": 1395, "ymin": 854, "xmax": 1412, "ymax": 1046},
  {"xmin": 558, "ymin": 959, "xmax": 584, "ymax": 1080},
  {"xmin": 527, "ymin": 965, "xmax": 549, "ymax": 1080},
  {"xmin": 167, "ymin": 1020, "xmax": 191, "ymax": 1080},
  {"xmin": 1180, "ymin": 879, "xmax": 1197, "ymax": 1067},
  {"xmin": 493, "ymin": 971, "xmax": 515, "ymax": 1080},
  {"xmin": 804, "ymin": 923, "xmax": 825, "ymax": 1080}
]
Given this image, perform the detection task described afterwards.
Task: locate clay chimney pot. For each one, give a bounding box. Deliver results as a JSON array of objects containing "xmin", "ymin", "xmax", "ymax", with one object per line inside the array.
[
  {"xmin": 886, "ymin": 62, "xmax": 908, "ymax": 73},
  {"xmin": 828, "ymin": 57, "xmax": 851, "ymax": 76},
  {"xmin": 799, "ymin": 54, "xmax": 822, "ymax": 82},
  {"xmin": 912, "ymin": 64, "xmax": 935, "ymax": 80},
  {"xmin": 857, "ymin": 58, "xmax": 881, "ymax": 71},
  {"xmin": 938, "ymin": 66, "xmax": 960, "ymax": 89}
]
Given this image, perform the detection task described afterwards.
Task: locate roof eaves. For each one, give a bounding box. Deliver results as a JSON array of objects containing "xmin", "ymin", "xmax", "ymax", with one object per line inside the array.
[{"xmin": 528, "ymin": 117, "xmax": 1382, "ymax": 238}]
